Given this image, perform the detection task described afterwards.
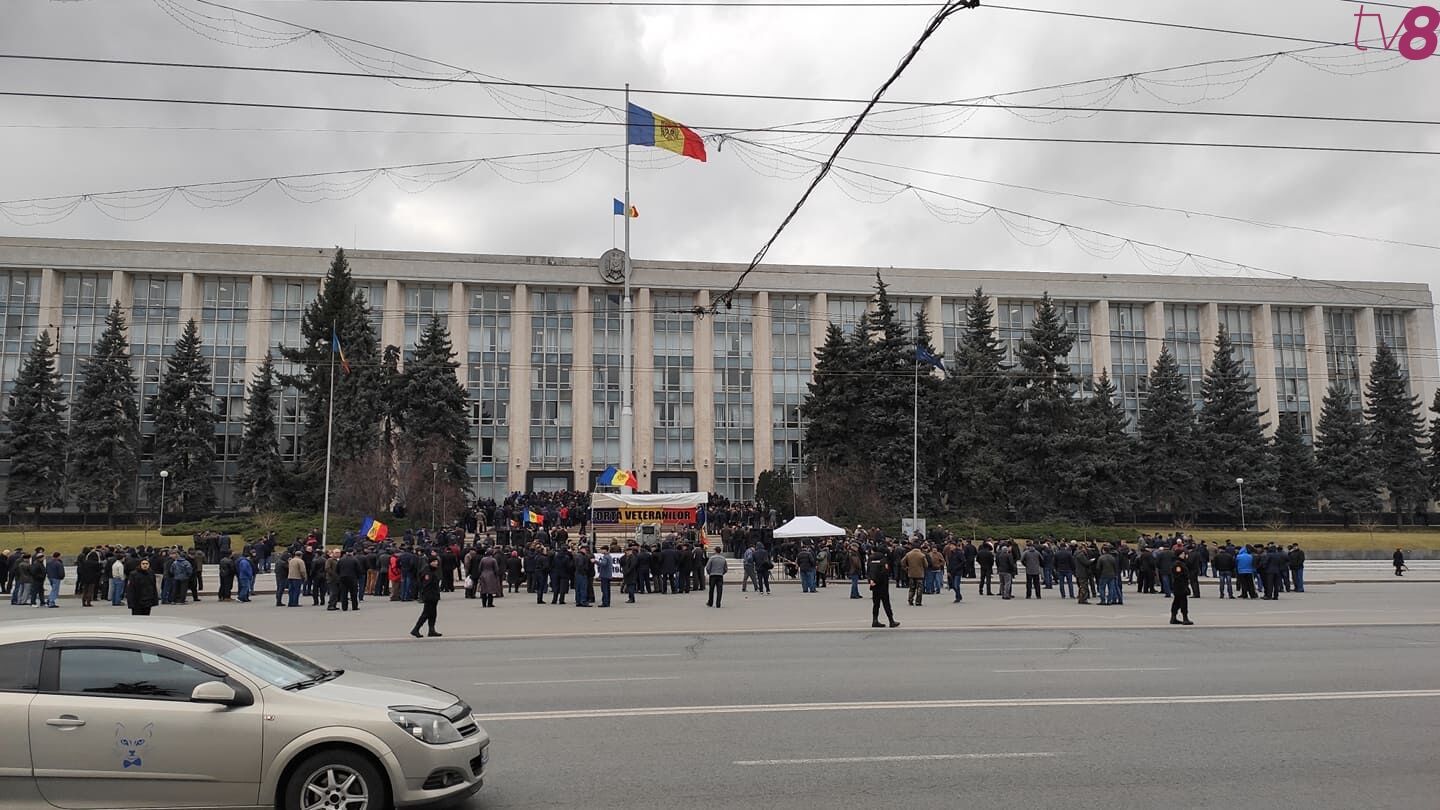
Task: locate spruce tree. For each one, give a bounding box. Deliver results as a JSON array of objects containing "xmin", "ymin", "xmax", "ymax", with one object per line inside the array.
[
  {"xmin": 1059, "ymin": 369, "xmax": 1137, "ymax": 522},
  {"xmin": 400, "ymin": 317, "xmax": 472, "ymax": 493},
  {"xmin": 1428, "ymin": 389, "xmax": 1440, "ymax": 503},
  {"xmin": 234, "ymin": 352, "xmax": 286, "ymax": 512},
  {"xmin": 802, "ymin": 323, "xmax": 860, "ymax": 469},
  {"xmin": 855, "ymin": 273, "xmax": 913, "ymax": 510},
  {"xmin": 147, "ymin": 319, "xmax": 217, "ymax": 514},
  {"xmin": 1364, "ymin": 343, "xmax": 1428, "ymax": 521},
  {"xmin": 4, "ymin": 329, "xmax": 67, "ymax": 514},
  {"xmin": 1137, "ymin": 344, "xmax": 1200, "ymax": 515},
  {"xmin": 941, "ymin": 289, "xmax": 1008, "ymax": 519},
  {"xmin": 1314, "ymin": 382, "xmax": 1380, "ymax": 524},
  {"xmin": 913, "ymin": 310, "xmax": 946, "ymax": 512},
  {"xmin": 1270, "ymin": 412, "xmax": 1318, "ymax": 520},
  {"xmin": 1197, "ymin": 324, "xmax": 1276, "ymax": 519},
  {"xmin": 277, "ymin": 248, "xmax": 384, "ymax": 508},
  {"xmin": 1002, "ymin": 293, "xmax": 1077, "ymax": 519},
  {"xmin": 68, "ymin": 301, "xmax": 140, "ymax": 521}
]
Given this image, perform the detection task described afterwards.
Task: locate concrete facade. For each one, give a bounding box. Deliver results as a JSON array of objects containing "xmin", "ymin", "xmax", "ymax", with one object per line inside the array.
[{"xmin": 0, "ymin": 236, "xmax": 1434, "ymax": 507}]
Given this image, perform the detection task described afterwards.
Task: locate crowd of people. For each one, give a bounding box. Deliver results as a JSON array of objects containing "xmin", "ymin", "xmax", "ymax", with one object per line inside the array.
[{"xmin": 0, "ymin": 516, "xmax": 1386, "ymax": 635}]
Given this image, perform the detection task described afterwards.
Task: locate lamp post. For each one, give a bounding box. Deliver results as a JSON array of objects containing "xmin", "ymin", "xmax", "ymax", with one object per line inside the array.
[
  {"xmin": 1236, "ymin": 477, "xmax": 1246, "ymax": 531},
  {"xmin": 430, "ymin": 462, "xmax": 439, "ymax": 530},
  {"xmin": 158, "ymin": 470, "xmax": 170, "ymax": 536}
]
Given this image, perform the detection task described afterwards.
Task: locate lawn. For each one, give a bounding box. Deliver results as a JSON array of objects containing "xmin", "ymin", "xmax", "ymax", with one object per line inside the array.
[
  {"xmin": 0, "ymin": 528, "xmax": 227, "ymax": 557},
  {"xmin": 1136, "ymin": 526, "xmax": 1440, "ymax": 552}
]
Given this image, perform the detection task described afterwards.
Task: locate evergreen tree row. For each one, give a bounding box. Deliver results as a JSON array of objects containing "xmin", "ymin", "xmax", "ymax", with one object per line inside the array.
[
  {"xmin": 801, "ymin": 275, "xmax": 1439, "ymax": 526},
  {"xmin": 2, "ymin": 249, "xmax": 473, "ymax": 521}
]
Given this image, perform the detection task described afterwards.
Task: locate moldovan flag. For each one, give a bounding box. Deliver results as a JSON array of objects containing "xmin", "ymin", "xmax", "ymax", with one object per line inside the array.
[
  {"xmin": 613, "ymin": 199, "xmax": 639, "ymax": 218},
  {"xmin": 597, "ymin": 465, "xmax": 640, "ymax": 489},
  {"xmin": 331, "ymin": 328, "xmax": 352, "ymax": 374},
  {"xmin": 360, "ymin": 516, "xmax": 388, "ymax": 541},
  {"xmin": 626, "ymin": 103, "xmax": 707, "ymax": 162},
  {"xmin": 525, "ymin": 509, "xmax": 544, "ymax": 525}
]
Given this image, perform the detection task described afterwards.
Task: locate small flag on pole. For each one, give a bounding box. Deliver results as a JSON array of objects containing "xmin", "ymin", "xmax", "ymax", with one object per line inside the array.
[
  {"xmin": 916, "ymin": 344, "xmax": 946, "ymax": 373},
  {"xmin": 525, "ymin": 508, "xmax": 544, "ymax": 526},
  {"xmin": 331, "ymin": 328, "xmax": 351, "ymax": 374},
  {"xmin": 613, "ymin": 199, "xmax": 639, "ymax": 218},
  {"xmin": 360, "ymin": 516, "xmax": 388, "ymax": 541}
]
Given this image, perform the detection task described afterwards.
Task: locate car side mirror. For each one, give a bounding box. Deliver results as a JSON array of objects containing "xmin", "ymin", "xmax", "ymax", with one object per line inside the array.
[{"xmin": 191, "ymin": 681, "xmax": 242, "ymax": 706}]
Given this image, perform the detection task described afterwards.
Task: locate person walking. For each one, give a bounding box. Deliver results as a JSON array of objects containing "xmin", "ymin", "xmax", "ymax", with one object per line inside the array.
[
  {"xmin": 867, "ymin": 550, "xmax": 900, "ymax": 628},
  {"xmin": 902, "ymin": 544, "xmax": 927, "ymax": 607},
  {"xmin": 409, "ymin": 556, "xmax": 443, "ymax": 638},
  {"xmin": 705, "ymin": 546, "xmax": 728, "ymax": 608},
  {"xmin": 1393, "ymin": 547, "xmax": 1407, "ymax": 576},
  {"xmin": 1169, "ymin": 546, "xmax": 1193, "ymax": 625},
  {"xmin": 236, "ymin": 553, "xmax": 255, "ymax": 603},
  {"xmin": 126, "ymin": 559, "xmax": 160, "ymax": 616}
]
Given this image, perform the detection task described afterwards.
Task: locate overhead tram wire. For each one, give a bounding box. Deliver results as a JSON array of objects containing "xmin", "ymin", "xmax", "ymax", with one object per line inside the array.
[
  {"xmin": 5, "ymin": 53, "xmax": 1437, "ymax": 129},
  {"xmin": 9, "ymin": 91, "xmax": 1436, "ymax": 155}
]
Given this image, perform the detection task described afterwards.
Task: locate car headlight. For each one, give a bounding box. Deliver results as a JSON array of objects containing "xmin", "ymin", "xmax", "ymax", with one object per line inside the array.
[{"xmin": 387, "ymin": 709, "xmax": 463, "ymax": 745}]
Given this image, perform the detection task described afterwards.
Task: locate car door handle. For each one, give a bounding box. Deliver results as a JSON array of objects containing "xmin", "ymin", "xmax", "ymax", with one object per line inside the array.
[{"xmin": 46, "ymin": 716, "xmax": 86, "ymax": 728}]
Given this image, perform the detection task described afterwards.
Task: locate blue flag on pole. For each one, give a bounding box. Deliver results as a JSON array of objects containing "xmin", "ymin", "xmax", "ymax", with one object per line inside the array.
[{"xmin": 916, "ymin": 344, "xmax": 946, "ymax": 373}]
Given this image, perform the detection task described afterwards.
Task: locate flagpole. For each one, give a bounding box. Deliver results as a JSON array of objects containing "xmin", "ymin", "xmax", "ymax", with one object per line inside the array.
[
  {"xmin": 912, "ymin": 347, "xmax": 919, "ymax": 529},
  {"xmin": 620, "ymin": 83, "xmax": 635, "ymax": 488},
  {"xmin": 321, "ymin": 326, "xmax": 337, "ymax": 553}
]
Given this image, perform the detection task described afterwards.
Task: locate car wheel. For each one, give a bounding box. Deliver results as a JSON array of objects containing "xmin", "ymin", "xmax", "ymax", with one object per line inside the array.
[{"xmin": 284, "ymin": 749, "xmax": 388, "ymax": 810}]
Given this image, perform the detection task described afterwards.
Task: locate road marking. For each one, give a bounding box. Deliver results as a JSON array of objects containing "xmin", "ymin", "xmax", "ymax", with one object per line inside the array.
[
  {"xmin": 472, "ymin": 689, "xmax": 1440, "ymax": 722},
  {"xmin": 955, "ymin": 647, "xmax": 1106, "ymax": 652},
  {"xmin": 992, "ymin": 667, "xmax": 1177, "ymax": 673},
  {"xmin": 473, "ymin": 676, "xmax": 681, "ymax": 686},
  {"xmin": 508, "ymin": 653, "xmax": 683, "ymax": 662},
  {"xmin": 735, "ymin": 752, "xmax": 1063, "ymax": 766}
]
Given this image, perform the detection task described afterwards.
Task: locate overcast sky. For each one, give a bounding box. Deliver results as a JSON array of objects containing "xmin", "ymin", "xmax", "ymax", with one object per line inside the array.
[{"xmin": 3, "ymin": 0, "xmax": 1437, "ymax": 328}]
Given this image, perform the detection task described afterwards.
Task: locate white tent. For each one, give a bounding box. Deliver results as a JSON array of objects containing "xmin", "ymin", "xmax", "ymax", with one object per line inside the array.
[{"xmin": 772, "ymin": 515, "xmax": 848, "ymax": 538}]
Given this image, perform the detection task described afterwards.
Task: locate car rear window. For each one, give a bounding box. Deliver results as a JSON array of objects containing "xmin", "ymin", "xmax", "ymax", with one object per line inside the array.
[{"xmin": 0, "ymin": 641, "xmax": 43, "ymax": 692}]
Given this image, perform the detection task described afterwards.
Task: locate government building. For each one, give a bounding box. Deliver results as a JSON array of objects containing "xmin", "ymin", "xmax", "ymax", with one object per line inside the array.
[{"xmin": 0, "ymin": 236, "xmax": 1434, "ymax": 509}]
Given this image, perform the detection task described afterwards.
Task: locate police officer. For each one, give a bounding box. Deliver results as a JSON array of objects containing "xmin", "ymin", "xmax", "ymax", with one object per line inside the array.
[
  {"xmin": 1169, "ymin": 545, "xmax": 1193, "ymax": 626},
  {"xmin": 867, "ymin": 550, "xmax": 900, "ymax": 629}
]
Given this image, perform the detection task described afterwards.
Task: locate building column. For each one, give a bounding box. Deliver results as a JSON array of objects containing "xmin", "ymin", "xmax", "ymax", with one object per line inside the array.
[
  {"xmin": 247, "ymin": 274, "xmax": 270, "ymax": 365},
  {"xmin": 1252, "ymin": 304, "xmax": 1279, "ymax": 435},
  {"xmin": 752, "ymin": 291, "xmax": 774, "ymax": 475},
  {"xmin": 448, "ymin": 282, "xmax": 467, "ymax": 387},
  {"xmin": 634, "ymin": 287, "xmax": 655, "ymax": 490},
  {"xmin": 693, "ymin": 290, "xmax": 716, "ymax": 493},
  {"xmin": 1303, "ymin": 306, "xmax": 1331, "ymax": 433},
  {"xmin": 111, "ymin": 271, "xmax": 133, "ymax": 341},
  {"xmin": 1090, "ymin": 300, "xmax": 1112, "ymax": 381},
  {"xmin": 926, "ymin": 295, "xmax": 942, "ymax": 346},
  {"xmin": 811, "ymin": 292, "xmax": 828, "ymax": 361},
  {"xmin": 1144, "ymin": 300, "xmax": 1166, "ymax": 358},
  {"xmin": 1199, "ymin": 301, "xmax": 1220, "ymax": 368},
  {"xmin": 1356, "ymin": 307, "xmax": 1378, "ymax": 408},
  {"xmin": 180, "ymin": 272, "xmax": 201, "ymax": 327},
  {"xmin": 572, "ymin": 285, "xmax": 593, "ymax": 488},
  {"xmin": 507, "ymin": 284, "xmax": 530, "ymax": 493},
  {"xmin": 39, "ymin": 267, "xmax": 60, "ymax": 336},
  {"xmin": 1405, "ymin": 307, "xmax": 1439, "ymax": 414},
  {"xmin": 382, "ymin": 280, "xmax": 404, "ymax": 356}
]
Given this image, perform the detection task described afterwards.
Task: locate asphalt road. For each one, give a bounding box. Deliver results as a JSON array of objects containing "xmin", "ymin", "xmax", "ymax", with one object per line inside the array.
[
  {"xmin": 301, "ymin": 623, "xmax": 1440, "ymax": 810},
  {"xmin": 5, "ymin": 582, "xmax": 1437, "ymax": 808}
]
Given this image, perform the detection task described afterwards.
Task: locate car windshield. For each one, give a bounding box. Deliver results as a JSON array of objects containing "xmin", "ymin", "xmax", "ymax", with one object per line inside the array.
[{"xmin": 179, "ymin": 626, "xmax": 329, "ymax": 688}]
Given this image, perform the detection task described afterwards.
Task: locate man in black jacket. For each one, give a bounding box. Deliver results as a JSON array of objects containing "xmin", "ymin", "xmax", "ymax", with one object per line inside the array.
[
  {"xmin": 335, "ymin": 549, "xmax": 361, "ymax": 611},
  {"xmin": 1213, "ymin": 545, "xmax": 1236, "ymax": 598},
  {"xmin": 217, "ymin": 553, "xmax": 236, "ymax": 601},
  {"xmin": 1288, "ymin": 543, "xmax": 1307, "ymax": 593},
  {"xmin": 1169, "ymin": 546, "xmax": 1194, "ymax": 625},
  {"xmin": 1052, "ymin": 543, "xmax": 1075, "ymax": 599},
  {"xmin": 867, "ymin": 551, "xmax": 900, "ymax": 628}
]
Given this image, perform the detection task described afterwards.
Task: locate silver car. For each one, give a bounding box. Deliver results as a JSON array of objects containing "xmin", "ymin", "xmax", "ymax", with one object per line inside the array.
[{"xmin": 0, "ymin": 617, "xmax": 489, "ymax": 810}]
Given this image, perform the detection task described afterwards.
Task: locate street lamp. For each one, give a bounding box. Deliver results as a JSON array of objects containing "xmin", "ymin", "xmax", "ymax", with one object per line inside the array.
[
  {"xmin": 430, "ymin": 462, "xmax": 439, "ymax": 530},
  {"xmin": 158, "ymin": 470, "xmax": 170, "ymax": 536},
  {"xmin": 1235, "ymin": 477, "xmax": 1246, "ymax": 531}
]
